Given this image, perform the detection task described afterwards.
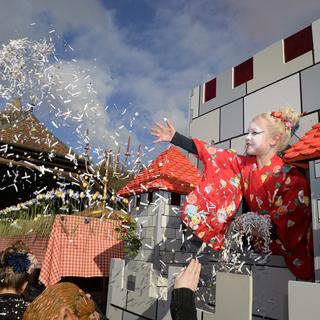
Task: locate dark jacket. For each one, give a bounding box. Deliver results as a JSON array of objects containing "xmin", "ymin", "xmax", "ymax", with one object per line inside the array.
[
  {"xmin": 0, "ymin": 293, "xmax": 29, "ymax": 320},
  {"xmin": 170, "ymin": 288, "xmax": 197, "ymax": 320}
]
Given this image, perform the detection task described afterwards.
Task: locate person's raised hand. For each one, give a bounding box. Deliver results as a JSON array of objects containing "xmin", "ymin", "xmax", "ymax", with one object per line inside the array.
[
  {"xmin": 174, "ymin": 258, "xmax": 201, "ymax": 292},
  {"xmin": 150, "ymin": 118, "xmax": 176, "ymax": 144}
]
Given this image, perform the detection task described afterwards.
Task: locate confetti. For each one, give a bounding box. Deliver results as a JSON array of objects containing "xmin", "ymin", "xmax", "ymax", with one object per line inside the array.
[{"xmin": 51, "ymin": 120, "xmax": 59, "ymax": 128}]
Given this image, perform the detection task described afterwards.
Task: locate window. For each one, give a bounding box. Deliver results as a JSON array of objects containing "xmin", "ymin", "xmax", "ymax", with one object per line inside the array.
[
  {"xmin": 204, "ymin": 78, "xmax": 216, "ymax": 102},
  {"xmin": 284, "ymin": 26, "xmax": 313, "ymax": 63},
  {"xmin": 127, "ymin": 275, "xmax": 136, "ymax": 291},
  {"xmin": 233, "ymin": 58, "xmax": 253, "ymax": 88},
  {"xmin": 136, "ymin": 195, "xmax": 141, "ymax": 208},
  {"xmin": 171, "ymin": 192, "xmax": 181, "ymax": 206},
  {"xmin": 148, "ymin": 191, "xmax": 153, "ymax": 204}
]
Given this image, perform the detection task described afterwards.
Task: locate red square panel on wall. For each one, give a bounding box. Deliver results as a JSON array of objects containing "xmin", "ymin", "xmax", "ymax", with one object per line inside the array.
[
  {"xmin": 233, "ymin": 57, "xmax": 253, "ymax": 88},
  {"xmin": 204, "ymin": 78, "xmax": 216, "ymax": 102},
  {"xmin": 284, "ymin": 26, "xmax": 313, "ymax": 63}
]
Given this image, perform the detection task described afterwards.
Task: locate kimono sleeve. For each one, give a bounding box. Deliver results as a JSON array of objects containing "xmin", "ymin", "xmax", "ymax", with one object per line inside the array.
[
  {"xmin": 180, "ymin": 138, "xmax": 243, "ymax": 249},
  {"xmin": 192, "ymin": 138, "xmax": 243, "ymax": 176},
  {"xmin": 269, "ymin": 167, "xmax": 311, "ymax": 251}
]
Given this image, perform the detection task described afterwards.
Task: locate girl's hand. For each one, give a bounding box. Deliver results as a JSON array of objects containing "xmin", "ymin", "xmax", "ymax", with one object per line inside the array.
[{"xmin": 150, "ymin": 119, "xmax": 176, "ymax": 143}]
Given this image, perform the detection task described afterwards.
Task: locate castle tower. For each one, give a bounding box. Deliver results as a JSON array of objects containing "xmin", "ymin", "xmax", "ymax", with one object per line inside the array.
[
  {"xmin": 118, "ymin": 145, "xmax": 201, "ymax": 269},
  {"xmin": 107, "ymin": 146, "xmax": 203, "ymax": 319}
]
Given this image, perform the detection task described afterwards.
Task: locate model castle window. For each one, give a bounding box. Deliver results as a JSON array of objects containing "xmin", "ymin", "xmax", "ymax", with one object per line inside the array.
[
  {"xmin": 284, "ymin": 25, "xmax": 313, "ymax": 63},
  {"xmin": 204, "ymin": 78, "xmax": 216, "ymax": 102}
]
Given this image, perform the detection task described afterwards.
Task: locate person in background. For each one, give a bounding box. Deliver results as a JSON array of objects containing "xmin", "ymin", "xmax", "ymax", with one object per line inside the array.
[
  {"xmin": 170, "ymin": 259, "xmax": 201, "ymax": 320},
  {"xmin": 0, "ymin": 241, "xmax": 38, "ymax": 320},
  {"xmin": 23, "ymin": 282, "xmax": 102, "ymax": 320},
  {"xmin": 22, "ymin": 268, "xmax": 45, "ymax": 302}
]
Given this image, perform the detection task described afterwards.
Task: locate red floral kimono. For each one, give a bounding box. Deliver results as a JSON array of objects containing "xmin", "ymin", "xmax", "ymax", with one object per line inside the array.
[{"xmin": 181, "ymin": 139, "xmax": 314, "ymax": 280}]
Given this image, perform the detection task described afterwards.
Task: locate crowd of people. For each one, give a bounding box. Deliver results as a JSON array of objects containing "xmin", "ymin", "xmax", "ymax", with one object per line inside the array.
[{"xmin": 0, "ymin": 241, "xmax": 106, "ymax": 320}]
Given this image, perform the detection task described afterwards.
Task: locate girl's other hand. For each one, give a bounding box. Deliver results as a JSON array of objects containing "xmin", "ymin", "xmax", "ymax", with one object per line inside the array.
[{"xmin": 150, "ymin": 119, "xmax": 176, "ymax": 143}]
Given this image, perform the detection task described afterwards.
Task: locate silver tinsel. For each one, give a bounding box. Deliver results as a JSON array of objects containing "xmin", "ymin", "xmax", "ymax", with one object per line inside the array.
[
  {"xmin": 234, "ymin": 212, "xmax": 272, "ymax": 254},
  {"xmin": 216, "ymin": 212, "xmax": 272, "ymax": 274}
]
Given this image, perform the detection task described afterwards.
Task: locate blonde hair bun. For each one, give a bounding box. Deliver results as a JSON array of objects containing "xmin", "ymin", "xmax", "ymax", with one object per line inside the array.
[
  {"xmin": 253, "ymin": 106, "xmax": 300, "ymax": 152},
  {"xmin": 279, "ymin": 106, "xmax": 300, "ymax": 128}
]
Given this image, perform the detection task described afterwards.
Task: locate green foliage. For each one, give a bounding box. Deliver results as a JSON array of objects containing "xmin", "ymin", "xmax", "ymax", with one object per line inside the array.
[{"xmin": 114, "ymin": 213, "xmax": 142, "ymax": 258}]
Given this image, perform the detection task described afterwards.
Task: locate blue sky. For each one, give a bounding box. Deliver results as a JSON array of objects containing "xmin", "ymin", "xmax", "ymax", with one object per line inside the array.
[{"xmin": 1, "ymin": 0, "xmax": 320, "ymax": 165}]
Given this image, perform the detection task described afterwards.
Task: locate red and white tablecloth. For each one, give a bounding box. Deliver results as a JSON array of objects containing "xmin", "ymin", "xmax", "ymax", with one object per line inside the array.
[{"xmin": 39, "ymin": 215, "xmax": 124, "ymax": 286}]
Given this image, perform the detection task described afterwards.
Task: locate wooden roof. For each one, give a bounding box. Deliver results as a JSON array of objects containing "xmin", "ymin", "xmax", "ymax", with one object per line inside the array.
[{"xmin": 0, "ymin": 99, "xmax": 70, "ymax": 155}]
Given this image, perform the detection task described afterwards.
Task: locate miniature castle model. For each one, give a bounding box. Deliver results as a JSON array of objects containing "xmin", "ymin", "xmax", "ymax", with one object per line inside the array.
[{"xmin": 107, "ymin": 18, "xmax": 320, "ymax": 320}]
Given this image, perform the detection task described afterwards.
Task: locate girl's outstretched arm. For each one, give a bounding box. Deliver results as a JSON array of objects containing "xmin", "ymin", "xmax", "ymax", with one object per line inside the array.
[{"xmin": 150, "ymin": 119, "xmax": 198, "ymax": 155}]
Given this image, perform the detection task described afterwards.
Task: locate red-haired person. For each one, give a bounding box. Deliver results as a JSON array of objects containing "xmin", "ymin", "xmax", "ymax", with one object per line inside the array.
[{"xmin": 23, "ymin": 282, "xmax": 101, "ymax": 320}]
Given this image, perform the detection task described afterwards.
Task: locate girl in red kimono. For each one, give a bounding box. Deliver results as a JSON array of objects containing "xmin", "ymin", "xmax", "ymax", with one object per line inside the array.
[{"xmin": 151, "ymin": 107, "xmax": 314, "ymax": 280}]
